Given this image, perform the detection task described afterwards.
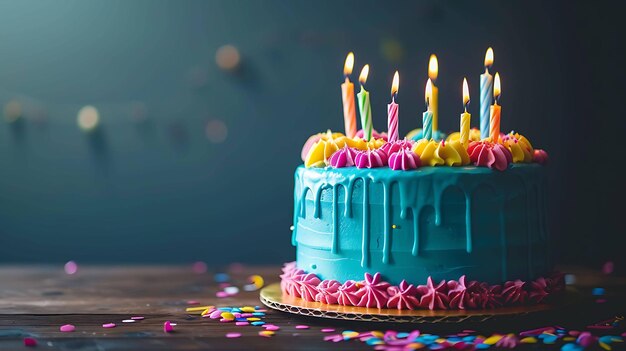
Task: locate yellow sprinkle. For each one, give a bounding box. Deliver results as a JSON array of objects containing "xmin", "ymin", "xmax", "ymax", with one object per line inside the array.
[
  {"xmin": 240, "ymin": 306, "xmax": 256, "ymax": 313},
  {"xmin": 563, "ymin": 337, "xmax": 576, "ymax": 341},
  {"xmin": 613, "ymin": 337, "xmax": 624, "ymax": 342},
  {"xmin": 220, "ymin": 312, "xmax": 234, "ymax": 320},
  {"xmin": 250, "ymin": 275, "xmax": 264, "ymax": 288},
  {"xmin": 520, "ymin": 337, "xmax": 537, "ymax": 343},
  {"xmin": 435, "ymin": 338, "xmax": 446, "ymax": 343},
  {"xmin": 259, "ymin": 330, "xmax": 275, "ymax": 337},
  {"xmin": 371, "ymin": 331, "xmax": 384, "ymax": 338},
  {"xmin": 483, "ymin": 335, "xmax": 503, "ymax": 345},
  {"xmin": 185, "ymin": 306, "xmax": 213, "ymax": 312},
  {"xmin": 600, "ymin": 342, "xmax": 612, "ymax": 350},
  {"xmin": 392, "ymin": 224, "xmax": 397, "ymax": 229},
  {"xmin": 406, "ymin": 343, "xmax": 425, "ymax": 350},
  {"xmin": 247, "ymin": 317, "xmax": 261, "ymax": 321}
]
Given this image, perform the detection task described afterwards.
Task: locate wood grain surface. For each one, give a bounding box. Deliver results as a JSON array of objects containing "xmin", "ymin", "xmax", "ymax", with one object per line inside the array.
[{"xmin": 0, "ymin": 265, "xmax": 624, "ymax": 350}]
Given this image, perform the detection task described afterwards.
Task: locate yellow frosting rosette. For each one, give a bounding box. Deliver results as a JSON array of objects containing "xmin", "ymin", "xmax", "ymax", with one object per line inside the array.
[
  {"xmin": 446, "ymin": 128, "xmax": 482, "ymax": 143},
  {"xmin": 305, "ymin": 137, "xmax": 347, "ymax": 168},
  {"xmin": 501, "ymin": 132, "xmax": 534, "ymax": 163},
  {"xmin": 412, "ymin": 139, "xmax": 470, "ymax": 166}
]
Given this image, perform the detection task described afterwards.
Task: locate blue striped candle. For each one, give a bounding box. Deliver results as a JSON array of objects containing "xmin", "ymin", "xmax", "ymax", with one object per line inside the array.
[
  {"xmin": 422, "ymin": 111, "xmax": 433, "ymax": 141},
  {"xmin": 480, "ymin": 72, "xmax": 493, "ymax": 140}
]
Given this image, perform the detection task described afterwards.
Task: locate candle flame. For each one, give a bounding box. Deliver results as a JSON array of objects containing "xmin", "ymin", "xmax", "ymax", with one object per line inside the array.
[
  {"xmin": 425, "ymin": 78, "xmax": 433, "ymax": 106},
  {"xmin": 463, "ymin": 78, "xmax": 470, "ymax": 107},
  {"xmin": 391, "ymin": 71, "xmax": 399, "ymax": 97},
  {"xmin": 494, "ymin": 72, "xmax": 501, "ymax": 100},
  {"xmin": 484, "ymin": 47, "xmax": 494, "ymax": 68},
  {"xmin": 428, "ymin": 54, "xmax": 438, "ymax": 81},
  {"xmin": 344, "ymin": 52, "xmax": 355, "ymax": 76},
  {"xmin": 359, "ymin": 64, "xmax": 370, "ymax": 85}
]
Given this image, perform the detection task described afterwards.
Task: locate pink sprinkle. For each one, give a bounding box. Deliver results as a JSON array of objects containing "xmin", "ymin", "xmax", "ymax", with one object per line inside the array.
[
  {"xmin": 209, "ymin": 310, "xmax": 222, "ymax": 319},
  {"xmin": 241, "ymin": 313, "xmax": 254, "ymax": 318},
  {"xmin": 60, "ymin": 324, "xmax": 75, "ymax": 332},
  {"xmin": 192, "ymin": 261, "xmax": 208, "ymax": 274},
  {"xmin": 295, "ymin": 325, "xmax": 309, "ymax": 329},
  {"xmin": 236, "ymin": 322, "xmax": 249, "ymax": 326},
  {"xmin": 102, "ymin": 323, "xmax": 116, "ymax": 328},
  {"xmin": 64, "ymin": 261, "xmax": 78, "ymax": 275},
  {"xmin": 321, "ymin": 328, "xmax": 335, "ymax": 333},
  {"xmin": 186, "ymin": 300, "xmax": 200, "ymax": 305},
  {"xmin": 264, "ymin": 325, "xmax": 280, "ymax": 331},
  {"xmin": 131, "ymin": 316, "xmax": 144, "ymax": 320},
  {"xmin": 216, "ymin": 291, "xmax": 229, "ymax": 298},
  {"xmin": 220, "ymin": 318, "xmax": 234, "ymax": 323},
  {"xmin": 163, "ymin": 321, "xmax": 174, "ymax": 333},
  {"xmin": 226, "ymin": 332, "xmax": 241, "ymax": 338},
  {"xmin": 23, "ymin": 337, "xmax": 37, "ymax": 347}
]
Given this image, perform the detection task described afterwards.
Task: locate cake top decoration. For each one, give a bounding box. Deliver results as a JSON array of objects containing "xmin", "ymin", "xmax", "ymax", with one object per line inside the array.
[{"xmin": 301, "ymin": 48, "xmax": 548, "ymax": 172}]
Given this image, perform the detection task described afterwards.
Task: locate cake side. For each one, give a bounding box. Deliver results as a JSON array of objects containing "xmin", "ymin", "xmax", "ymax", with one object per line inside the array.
[{"xmin": 292, "ymin": 164, "xmax": 551, "ymax": 286}]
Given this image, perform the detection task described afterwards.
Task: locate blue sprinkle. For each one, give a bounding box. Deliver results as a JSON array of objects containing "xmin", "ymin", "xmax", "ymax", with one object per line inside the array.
[
  {"xmin": 218, "ymin": 307, "xmax": 232, "ymax": 311},
  {"xmin": 214, "ymin": 273, "xmax": 230, "ymax": 283},
  {"xmin": 252, "ymin": 312, "xmax": 265, "ymax": 316},
  {"xmin": 543, "ymin": 335, "xmax": 558, "ymax": 344},
  {"xmin": 429, "ymin": 344, "xmax": 445, "ymax": 350},
  {"xmin": 235, "ymin": 318, "xmax": 248, "ymax": 322},
  {"xmin": 592, "ymin": 287, "xmax": 605, "ymax": 296},
  {"xmin": 397, "ymin": 332, "xmax": 410, "ymax": 338},
  {"xmin": 599, "ymin": 335, "xmax": 613, "ymax": 344},
  {"xmin": 561, "ymin": 343, "xmax": 584, "ymax": 351},
  {"xmin": 251, "ymin": 321, "xmax": 265, "ymax": 326},
  {"xmin": 366, "ymin": 338, "xmax": 382, "ymax": 345},
  {"xmin": 231, "ymin": 308, "xmax": 241, "ymax": 313},
  {"xmin": 476, "ymin": 343, "xmax": 490, "ymax": 349},
  {"xmin": 463, "ymin": 336, "xmax": 476, "ymax": 342},
  {"xmin": 447, "ymin": 337, "xmax": 462, "ymax": 342}
]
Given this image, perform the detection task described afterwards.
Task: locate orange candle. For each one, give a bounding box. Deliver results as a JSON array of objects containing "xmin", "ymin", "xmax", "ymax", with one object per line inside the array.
[
  {"xmin": 341, "ymin": 52, "xmax": 357, "ymax": 138},
  {"xmin": 489, "ymin": 73, "xmax": 501, "ymax": 143}
]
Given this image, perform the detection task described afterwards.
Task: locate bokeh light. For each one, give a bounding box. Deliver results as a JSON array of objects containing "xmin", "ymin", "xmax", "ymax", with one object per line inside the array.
[
  {"xmin": 205, "ymin": 119, "xmax": 228, "ymax": 144},
  {"xmin": 380, "ymin": 38, "xmax": 404, "ymax": 63},
  {"xmin": 4, "ymin": 100, "xmax": 22, "ymax": 123},
  {"xmin": 64, "ymin": 260, "xmax": 78, "ymax": 275},
  {"xmin": 77, "ymin": 105, "xmax": 100, "ymax": 131},
  {"xmin": 215, "ymin": 45, "xmax": 241, "ymax": 71}
]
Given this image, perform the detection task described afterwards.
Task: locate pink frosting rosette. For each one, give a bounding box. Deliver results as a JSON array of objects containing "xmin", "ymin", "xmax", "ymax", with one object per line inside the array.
[
  {"xmin": 529, "ymin": 277, "xmax": 550, "ymax": 303},
  {"xmin": 468, "ymin": 141, "xmax": 513, "ymax": 171},
  {"xmin": 315, "ymin": 279, "xmax": 341, "ymax": 305},
  {"xmin": 328, "ymin": 145, "xmax": 358, "ymax": 168},
  {"xmin": 501, "ymin": 279, "xmax": 528, "ymax": 305},
  {"xmin": 447, "ymin": 275, "xmax": 481, "ymax": 310},
  {"xmin": 354, "ymin": 148, "xmax": 388, "ymax": 168},
  {"xmin": 336, "ymin": 280, "xmax": 364, "ymax": 306},
  {"xmin": 354, "ymin": 273, "xmax": 390, "ymax": 308},
  {"xmin": 387, "ymin": 280, "xmax": 420, "ymax": 310},
  {"xmin": 388, "ymin": 148, "xmax": 421, "ymax": 171},
  {"xmin": 533, "ymin": 149, "xmax": 549, "ymax": 165},
  {"xmin": 280, "ymin": 263, "xmax": 305, "ymax": 298},
  {"xmin": 298, "ymin": 273, "xmax": 321, "ymax": 302},
  {"xmin": 417, "ymin": 277, "xmax": 449, "ymax": 310},
  {"xmin": 380, "ymin": 139, "xmax": 414, "ymax": 155}
]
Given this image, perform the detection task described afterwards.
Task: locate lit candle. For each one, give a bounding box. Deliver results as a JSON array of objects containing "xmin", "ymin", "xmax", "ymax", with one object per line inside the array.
[
  {"xmin": 490, "ymin": 72, "xmax": 501, "ymax": 143},
  {"xmin": 341, "ymin": 52, "xmax": 357, "ymax": 138},
  {"xmin": 422, "ymin": 79, "xmax": 433, "ymax": 141},
  {"xmin": 428, "ymin": 54, "xmax": 439, "ymax": 132},
  {"xmin": 460, "ymin": 78, "xmax": 471, "ymax": 148},
  {"xmin": 480, "ymin": 47, "xmax": 494, "ymax": 139},
  {"xmin": 387, "ymin": 71, "xmax": 400, "ymax": 143},
  {"xmin": 357, "ymin": 64, "xmax": 373, "ymax": 141}
]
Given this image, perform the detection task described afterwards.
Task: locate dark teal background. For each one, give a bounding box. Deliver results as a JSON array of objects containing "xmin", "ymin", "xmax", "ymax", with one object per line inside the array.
[{"xmin": 0, "ymin": 0, "xmax": 623, "ymax": 267}]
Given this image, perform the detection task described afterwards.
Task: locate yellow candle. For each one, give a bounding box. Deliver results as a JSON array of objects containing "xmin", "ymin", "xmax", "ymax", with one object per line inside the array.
[
  {"xmin": 489, "ymin": 73, "xmax": 502, "ymax": 143},
  {"xmin": 341, "ymin": 52, "xmax": 357, "ymax": 138},
  {"xmin": 428, "ymin": 54, "xmax": 439, "ymax": 132},
  {"xmin": 460, "ymin": 78, "xmax": 471, "ymax": 148}
]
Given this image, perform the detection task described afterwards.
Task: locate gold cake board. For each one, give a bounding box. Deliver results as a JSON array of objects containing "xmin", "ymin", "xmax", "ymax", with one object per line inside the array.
[{"xmin": 260, "ymin": 283, "xmax": 574, "ymax": 323}]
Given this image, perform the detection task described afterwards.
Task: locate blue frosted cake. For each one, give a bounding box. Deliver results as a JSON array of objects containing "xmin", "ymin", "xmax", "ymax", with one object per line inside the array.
[{"xmin": 281, "ymin": 129, "xmax": 562, "ymax": 310}]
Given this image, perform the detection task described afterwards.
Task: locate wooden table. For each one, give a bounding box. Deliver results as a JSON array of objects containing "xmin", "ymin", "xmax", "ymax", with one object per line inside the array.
[{"xmin": 0, "ymin": 265, "xmax": 624, "ymax": 350}]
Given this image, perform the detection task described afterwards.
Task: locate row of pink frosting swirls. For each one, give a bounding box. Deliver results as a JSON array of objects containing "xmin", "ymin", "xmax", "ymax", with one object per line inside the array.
[{"xmin": 280, "ymin": 262, "xmax": 565, "ymax": 310}]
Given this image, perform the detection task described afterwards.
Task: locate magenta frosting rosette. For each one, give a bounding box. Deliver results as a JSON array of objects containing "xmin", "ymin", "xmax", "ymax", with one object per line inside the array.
[
  {"xmin": 387, "ymin": 280, "xmax": 420, "ymax": 310},
  {"xmin": 380, "ymin": 139, "xmax": 414, "ymax": 155},
  {"xmin": 388, "ymin": 148, "xmax": 421, "ymax": 170},
  {"xmin": 468, "ymin": 141, "xmax": 513, "ymax": 171},
  {"xmin": 355, "ymin": 272, "xmax": 390, "ymax": 308},
  {"xmin": 355, "ymin": 128, "xmax": 387, "ymax": 141},
  {"xmin": 328, "ymin": 145, "xmax": 358, "ymax": 168},
  {"xmin": 354, "ymin": 148, "xmax": 388, "ymax": 168}
]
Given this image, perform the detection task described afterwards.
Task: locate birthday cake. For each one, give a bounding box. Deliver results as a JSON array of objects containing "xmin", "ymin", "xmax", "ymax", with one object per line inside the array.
[{"xmin": 281, "ymin": 51, "xmax": 563, "ymax": 310}]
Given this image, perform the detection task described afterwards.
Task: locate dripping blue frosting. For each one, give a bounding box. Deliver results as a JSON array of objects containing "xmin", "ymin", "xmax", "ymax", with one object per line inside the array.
[{"xmin": 292, "ymin": 164, "xmax": 550, "ymax": 286}]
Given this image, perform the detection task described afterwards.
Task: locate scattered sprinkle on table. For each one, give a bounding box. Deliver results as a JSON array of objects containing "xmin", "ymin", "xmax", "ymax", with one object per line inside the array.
[
  {"xmin": 295, "ymin": 325, "xmax": 309, "ymax": 330},
  {"xmin": 59, "ymin": 324, "xmax": 75, "ymax": 332},
  {"xmin": 122, "ymin": 319, "xmax": 136, "ymax": 323},
  {"xmin": 163, "ymin": 321, "xmax": 174, "ymax": 333},
  {"xmin": 23, "ymin": 337, "xmax": 37, "ymax": 347},
  {"xmin": 226, "ymin": 332, "xmax": 242, "ymax": 338},
  {"xmin": 102, "ymin": 323, "xmax": 116, "ymax": 328},
  {"xmin": 130, "ymin": 316, "xmax": 144, "ymax": 320},
  {"xmin": 321, "ymin": 328, "xmax": 335, "ymax": 333}
]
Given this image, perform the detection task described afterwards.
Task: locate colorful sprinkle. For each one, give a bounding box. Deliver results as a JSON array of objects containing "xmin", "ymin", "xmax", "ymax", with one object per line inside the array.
[
  {"xmin": 23, "ymin": 337, "xmax": 37, "ymax": 347},
  {"xmin": 264, "ymin": 325, "xmax": 280, "ymax": 331},
  {"xmin": 321, "ymin": 328, "xmax": 335, "ymax": 333},
  {"xmin": 64, "ymin": 261, "xmax": 78, "ymax": 275},
  {"xmin": 259, "ymin": 330, "xmax": 275, "ymax": 337},
  {"xmin": 226, "ymin": 332, "xmax": 241, "ymax": 338},
  {"xmin": 102, "ymin": 323, "xmax": 116, "ymax": 328},
  {"xmin": 59, "ymin": 324, "xmax": 75, "ymax": 332},
  {"xmin": 131, "ymin": 316, "xmax": 144, "ymax": 320},
  {"xmin": 163, "ymin": 321, "xmax": 174, "ymax": 333},
  {"xmin": 295, "ymin": 325, "xmax": 310, "ymax": 329},
  {"xmin": 122, "ymin": 319, "xmax": 136, "ymax": 323}
]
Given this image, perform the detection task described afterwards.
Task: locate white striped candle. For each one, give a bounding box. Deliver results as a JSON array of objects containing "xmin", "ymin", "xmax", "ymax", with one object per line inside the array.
[{"xmin": 480, "ymin": 48, "xmax": 494, "ymax": 139}]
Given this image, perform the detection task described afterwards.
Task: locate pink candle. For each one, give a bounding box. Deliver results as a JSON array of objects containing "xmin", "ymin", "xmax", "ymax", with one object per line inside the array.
[{"xmin": 387, "ymin": 71, "xmax": 399, "ymax": 142}]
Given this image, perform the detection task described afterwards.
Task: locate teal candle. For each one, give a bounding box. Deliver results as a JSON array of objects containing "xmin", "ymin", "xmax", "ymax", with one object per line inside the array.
[
  {"xmin": 422, "ymin": 79, "xmax": 433, "ymax": 140},
  {"xmin": 357, "ymin": 65, "xmax": 372, "ymax": 140}
]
